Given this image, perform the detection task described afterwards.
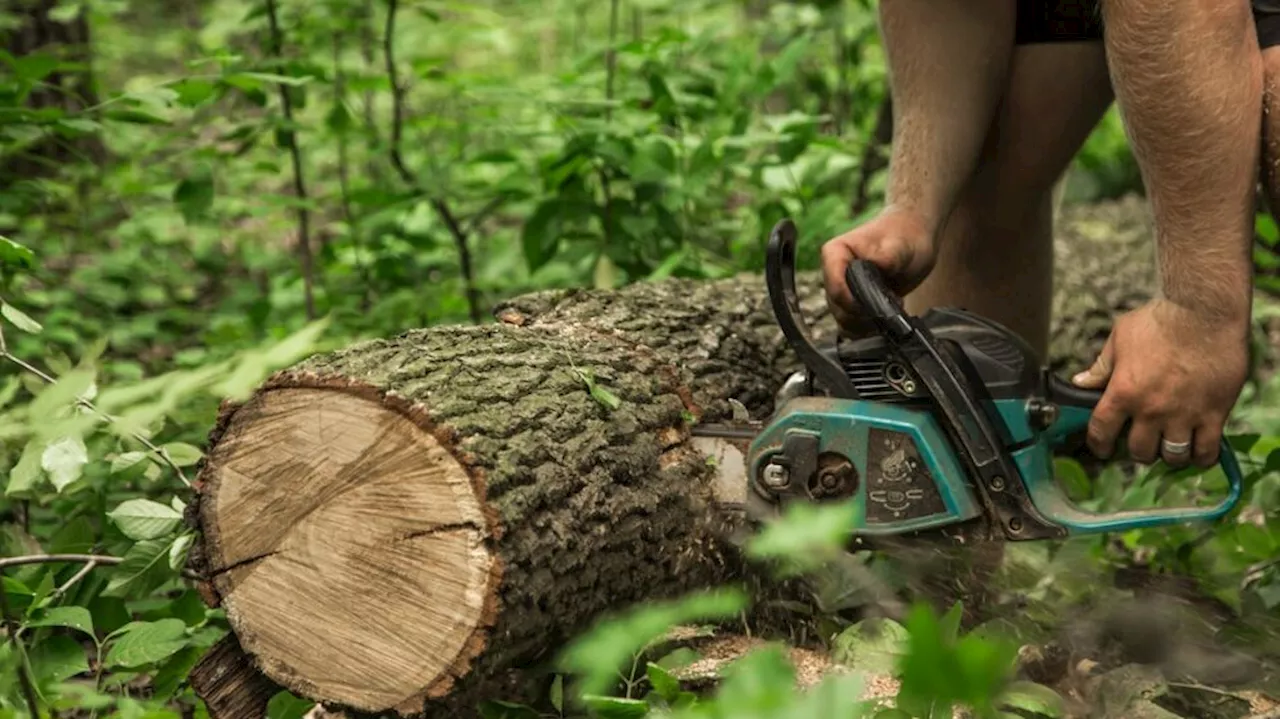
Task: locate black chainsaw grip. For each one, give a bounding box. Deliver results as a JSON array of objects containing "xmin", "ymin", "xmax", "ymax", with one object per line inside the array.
[{"xmin": 845, "ymin": 260, "xmax": 911, "ymax": 341}]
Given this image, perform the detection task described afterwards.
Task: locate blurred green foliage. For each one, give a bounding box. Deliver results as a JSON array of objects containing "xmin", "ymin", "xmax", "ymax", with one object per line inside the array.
[{"xmin": 0, "ymin": 0, "xmax": 1273, "ymax": 717}]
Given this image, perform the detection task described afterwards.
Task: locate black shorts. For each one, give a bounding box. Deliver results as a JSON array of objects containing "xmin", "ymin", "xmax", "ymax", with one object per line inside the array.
[{"xmin": 1016, "ymin": 0, "xmax": 1280, "ymax": 50}]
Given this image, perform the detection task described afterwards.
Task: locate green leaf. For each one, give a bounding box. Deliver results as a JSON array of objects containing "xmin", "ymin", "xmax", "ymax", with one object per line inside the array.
[
  {"xmin": 746, "ymin": 499, "xmax": 857, "ymax": 568},
  {"xmin": 266, "ymin": 690, "xmax": 314, "ymax": 719},
  {"xmin": 831, "ymin": 617, "xmax": 909, "ymax": 675},
  {"xmin": 1053, "ymin": 458, "xmax": 1092, "ymax": 502},
  {"xmin": 0, "ymin": 236, "xmax": 35, "ymax": 269},
  {"xmin": 173, "ymin": 78, "xmax": 220, "ymax": 107},
  {"xmin": 12, "ymin": 53, "xmax": 60, "ymax": 84},
  {"xmin": 103, "ymin": 108, "xmax": 171, "ymax": 125},
  {"xmin": 572, "ymin": 367, "xmax": 622, "ymax": 411},
  {"xmin": 232, "ymin": 71, "xmax": 314, "ymax": 87},
  {"xmin": 27, "ymin": 605, "xmax": 94, "ymax": 637},
  {"xmin": 29, "ymin": 634, "xmax": 90, "ymax": 684},
  {"xmin": 325, "ymin": 101, "xmax": 352, "ymax": 133},
  {"xmin": 646, "ymin": 662, "xmax": 682, "ymax": 702},
  {"xmin": 103, "ymin": 539, "xmax": 173, "ymax": 597},
  {"xmin": 42, "ymin": 434, "xmax": 88, "ymax": 492},
  {"xmin": 104, "ymin": 618, "xmax": 189, "ymax": 668},
  {"xmin": 549, "ymin": 674, "xmax": 564, "ymax": 713},
  {"xmin": 1000, "ymin": 680, "xmax": 1066, "ymax": 717},
  {"xmin": 1237, "ymin": 523, "xmax": 1275, "ymax": 559},
  {"xmin": 109, "ymin": 499, "xmax": 184, "ymax": 541},
  {"xmin": 6, "ymin": 438, "xmax": 46, "ymax": 496},
  {"xmin": 111, "ymin": 451, "xmax": 151, "ymax": 476},
  {"xmin": 522, "ymin": 199, "xmax": 563, "ymax": 272},
  {"xmin": 173, "ymin": 172, "xmax": 215, "ymax": 224},
  {"xmin": 169, "ymin": 533, "xmax": 195, "ymax": 571},
  {"xmin": 581, "ymin": 695, "xmax": 649, "ymax": 719},
  {"xmin": 558, "ymin": 588, "xmax": 748, "ymax": 697},
  {"xmin": 1, "ymin": 301, "xmax": 42, "ymax": 333},
  {"xmin": 161, "ymin": 442, "xmax": 204, "ymax": 467}
]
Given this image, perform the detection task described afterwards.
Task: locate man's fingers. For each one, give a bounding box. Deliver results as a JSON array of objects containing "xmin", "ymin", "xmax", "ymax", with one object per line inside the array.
[
  {"xmin": 1086, "ymin": 394, "xmax": 1127, "ymax": 459},
  {"xmin": 1125, "ymin": 418, "xmax": 1160, "ymax": 464},
  {"xmin": 1158, "ymin": 424, "xmax": 1195, "ymax": 468},
  {"xmin": 1192, "ymin": 420, "xmax": 1224, "ymax": 468},
  {"xmin": 821, "ymin": 239, "xmax": 856, "ymax": 315},
  {"xmin": 1073, "ymin": 334, "xmax": 1116, "ymax": 389}
]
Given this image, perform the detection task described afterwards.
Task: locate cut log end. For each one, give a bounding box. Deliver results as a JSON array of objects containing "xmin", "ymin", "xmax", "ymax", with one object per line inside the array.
[{"xmin": 195, "ymin": 373, "xmax": 503, "ymax": 716}]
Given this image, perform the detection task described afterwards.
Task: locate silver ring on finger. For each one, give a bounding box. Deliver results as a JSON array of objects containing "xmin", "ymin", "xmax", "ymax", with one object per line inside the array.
[{"xmin": 1160, "ymin": 438, "xmax": 1192, "ymax": 457}]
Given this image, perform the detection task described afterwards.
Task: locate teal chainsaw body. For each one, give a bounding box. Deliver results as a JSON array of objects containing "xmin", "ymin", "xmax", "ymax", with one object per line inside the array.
[{"xmin": 709, "ymin": 219, "xmax": 1244, "ymax": 542}]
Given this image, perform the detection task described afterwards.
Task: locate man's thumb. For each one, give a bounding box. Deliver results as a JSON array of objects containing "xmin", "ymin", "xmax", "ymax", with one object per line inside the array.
[{"xmin": 1072, "ymin": 336, "xmax": 1115, "ymax": 389}]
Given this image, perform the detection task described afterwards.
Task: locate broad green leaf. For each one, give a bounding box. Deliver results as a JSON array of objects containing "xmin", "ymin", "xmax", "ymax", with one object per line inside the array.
[
  {"xmin": 266, "ymin": 690, "xmax": 314, "ymax": 719},
  {"xmin": 111, "ymin": 451, "xmax": 151, "ymax": 476},
  {"xmin": 746, "ymin": 499, "xmax": 858, "ymax": 567},
  {"xmin": 521, "ymin": 199, "xmax": 563, "ymax": 272},
  {"xmin": 1000, "ymin": 680, "xmax": 1066, "ymax": 717},
  {"xmin": 104, "ymin": 618, "xmax": 189, "ymax": 668},
  {"xmin": 29, "ymin": 367, "xmax": 94, "ymax": 421},
  {"xmin": 152, "ymin": 646, "xmax": 205, "ymax": 702},
  {"xmin": 1, "ymin": 301, "xmax": 42, "ymax": 333},
  {"xmin": 42, "ymin": 434, "xmax": 88, "ymax": 492},
  {"xmin": 558, "ymin": 588, "xmax": 748, "ymax": 697},
  {"xmin": 103, "ymin": 538, "xmax": 173, "ymax": 597},
  {"xmin": 646, "ymin": 662, "xmax": 682, "ymax": 702},
  {"xmin": 831, "ymin": 618, "xmax": 909, "ymax": 674},
  {"xmin": 173, "ymin": 172, "xmax": 215, "ymax": 224},
  {"xmin": 109, "ymin": 499, "xmax": 183, "ymax": 541},
  {"xmin": 29, "ymin": 635, "xmax": 90, "ymax": 684},
  {"xmin": 1237, "ymin": 523, "xmax": 1275, "ymax": 559},
  {"xmin": 26, "ymin": 605, "xmax": 94, "ymax": 637},
  {"xmin": 103, "ymin": 108, "xmax": 171, "ymax": 125},
  {"xmin": 169, "ymin": 533, "xmax": 195, "ymax": 571},
  {"xmin": 549, "ymin": 674, "xmax": 564, "ymax": 713},
  {"xmin": 0, "ymin": 236, "xmax": 35, "ymax": 270},
  {"xmin": 6, "ymin": 438, "xmax": 46, "ymax": 496},
  {"xmin": 161, "ymin": 442, "xmax": 203, "ymax": 467}
]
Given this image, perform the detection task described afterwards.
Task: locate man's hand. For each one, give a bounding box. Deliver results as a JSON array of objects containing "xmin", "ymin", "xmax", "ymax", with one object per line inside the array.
[
  {"xmin": 820, "ymin": 208, "xmax": 938, "ymax": 333},
  {"xmin": 1071, "ymin": 298, "xmax": 1249, "ymax": 468}
]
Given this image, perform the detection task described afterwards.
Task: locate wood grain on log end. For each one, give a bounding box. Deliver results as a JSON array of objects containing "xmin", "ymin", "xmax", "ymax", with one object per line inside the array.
[
  {"xmin": 194, "ymin": 371, "xmax": 503, "ymax": 716},
  {"xmin": 188, "ymin": 635, "xmax": 279, "ymax": 719}
]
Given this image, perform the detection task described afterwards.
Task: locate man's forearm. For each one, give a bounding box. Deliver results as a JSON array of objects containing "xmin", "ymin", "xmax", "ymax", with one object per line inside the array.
[
  {"xmin": 878, "ymin": 0, "xmax": 1015, "ymax": 235},
  {"xmin": 1101, "ymin": 0, "xmax": 1260, "ymax": 329}
]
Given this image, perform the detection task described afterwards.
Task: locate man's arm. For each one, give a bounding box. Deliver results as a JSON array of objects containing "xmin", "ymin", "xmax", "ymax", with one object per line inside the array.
[
  {"xmin": 877, "ymin": 0, "xmax": 1016, "ymax": 234},
  {"xmin": 1100, "ymin": 0, "xmax": 1260, "ymax": 330}
]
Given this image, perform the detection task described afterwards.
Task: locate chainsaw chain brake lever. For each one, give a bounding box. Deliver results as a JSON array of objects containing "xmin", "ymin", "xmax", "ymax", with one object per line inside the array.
[{"xmin": 765, "ymin": 219, "xmax": 860, "ymax": 399}]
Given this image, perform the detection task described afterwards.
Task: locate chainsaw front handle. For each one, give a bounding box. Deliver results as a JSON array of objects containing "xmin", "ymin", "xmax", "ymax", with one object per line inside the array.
[{"xmin": 1031, "ymin": 371, "xmax": 1245, "ymax": 532}]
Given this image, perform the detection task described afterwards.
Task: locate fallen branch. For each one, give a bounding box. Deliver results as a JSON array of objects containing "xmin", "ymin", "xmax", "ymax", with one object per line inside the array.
[{"xmin": 0, "ymin": 552, "xmax": 201, "ymax": 581}]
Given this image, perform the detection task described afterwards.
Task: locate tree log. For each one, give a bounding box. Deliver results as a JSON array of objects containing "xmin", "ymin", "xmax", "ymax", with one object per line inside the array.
[{"xmin": 188, "ymin": 198, "xmax": 1161, "ymax": 718}]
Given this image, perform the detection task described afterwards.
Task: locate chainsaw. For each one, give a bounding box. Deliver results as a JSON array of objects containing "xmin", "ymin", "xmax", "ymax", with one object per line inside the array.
[{"xmin": 691, "ymin": 219, "xmax": 1244, "ymax": 542}]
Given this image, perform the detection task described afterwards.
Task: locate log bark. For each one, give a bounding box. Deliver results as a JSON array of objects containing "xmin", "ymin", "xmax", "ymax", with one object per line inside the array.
[{"xmin": 188, "ymin": 198, "xmax": 1161, "ymax": 718}]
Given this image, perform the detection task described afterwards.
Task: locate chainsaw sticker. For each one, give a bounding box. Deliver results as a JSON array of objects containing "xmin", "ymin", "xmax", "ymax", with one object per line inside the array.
[{"xmin": 864, "ymin": 427, "xmax": 948, "ymax": 524}]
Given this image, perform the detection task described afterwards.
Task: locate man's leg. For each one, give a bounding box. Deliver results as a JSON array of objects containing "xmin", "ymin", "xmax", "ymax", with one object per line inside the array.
[
  {"xmin": 890, "ymin": 11, "xmax": 1114, "ymax": 624},
  {"xmin": 905, "ymin": 41, "xmax": 1115, "ymax": 359}
]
